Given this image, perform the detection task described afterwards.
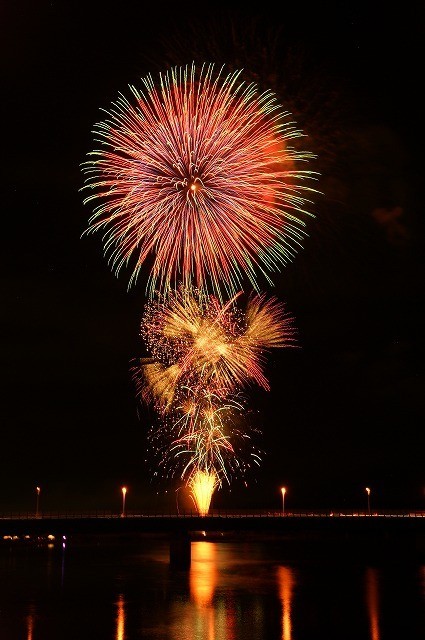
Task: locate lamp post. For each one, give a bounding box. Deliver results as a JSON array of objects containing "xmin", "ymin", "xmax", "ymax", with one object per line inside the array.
[
  {"xmin": 365, "ymin": 487, "xmax": 371, "ymax": 515},
  {"xmin": 36, "ymin": 486, "xmax": 41, "ymax": 518},
  {"xmin": 281, "ymin": 487, "xmax": 286, "ymax": 516},
  {"xmin": 121, "ymin": 486, "xmax": 127, "ymax": 517}
]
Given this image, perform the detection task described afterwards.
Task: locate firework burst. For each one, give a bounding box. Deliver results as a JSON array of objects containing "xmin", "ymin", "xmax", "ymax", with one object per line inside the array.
[
  {"xmin": 81, "ymin": 60, "xmax": 314, "ymax": 515},
  {"xmin": 132, "ymin": 286, "xmax": 295, "ymax": 513},
  {"xmin": 81, "ymin": 62, "xmax": 318, "ymax": 300},
  {"xmin": 134, "ymin": 286, "xmax": 297, "ymax": 410}
]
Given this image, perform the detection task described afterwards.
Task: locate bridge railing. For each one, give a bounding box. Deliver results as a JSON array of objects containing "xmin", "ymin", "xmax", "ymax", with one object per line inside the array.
[{"xmin": 1, "ymin": 509, "xmax": 425, "ymax": 520}]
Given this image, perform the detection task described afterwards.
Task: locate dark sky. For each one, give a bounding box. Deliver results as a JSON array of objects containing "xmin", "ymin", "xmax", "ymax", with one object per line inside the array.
[{"xmin": 2, "ymin": 2, "xmax": 424, "ymax": 512}]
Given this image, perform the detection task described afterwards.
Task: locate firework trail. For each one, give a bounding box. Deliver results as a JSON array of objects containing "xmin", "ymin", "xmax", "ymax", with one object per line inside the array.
[{"xmin": 81, "ymin": 62, "xmax": 318, "ymax": 301}]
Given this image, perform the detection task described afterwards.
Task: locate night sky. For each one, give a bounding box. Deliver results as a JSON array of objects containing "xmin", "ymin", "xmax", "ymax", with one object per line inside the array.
[{"xmin": 2, "ymin": 2, "xmax": 423, "ymax": 513}]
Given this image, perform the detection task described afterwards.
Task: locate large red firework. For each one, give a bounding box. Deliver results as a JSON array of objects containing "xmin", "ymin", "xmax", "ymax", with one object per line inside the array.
[{"xmin": 81, "ymin": 62, "xmax": 318, "ymax": 300}]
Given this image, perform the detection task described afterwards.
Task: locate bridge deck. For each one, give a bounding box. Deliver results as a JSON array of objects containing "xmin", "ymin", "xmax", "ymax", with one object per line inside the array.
[{"xmin": 1, "ymin": 511, "xmax": 425, "ymax": 537}]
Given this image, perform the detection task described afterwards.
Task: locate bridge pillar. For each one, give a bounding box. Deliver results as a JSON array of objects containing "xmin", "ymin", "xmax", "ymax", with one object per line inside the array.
[{"xmin": 169, "ymin": 531, "xmax": 191, "ymax": 569}]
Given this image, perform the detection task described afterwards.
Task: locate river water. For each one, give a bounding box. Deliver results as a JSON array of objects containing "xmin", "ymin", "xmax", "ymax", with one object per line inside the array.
[{"xmin": 1, "ymin": 534, "xmax": 424, "ymax": 639}]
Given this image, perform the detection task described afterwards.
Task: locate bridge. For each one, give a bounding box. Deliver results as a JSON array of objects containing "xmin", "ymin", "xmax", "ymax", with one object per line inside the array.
[{"xmin": 2, "ymin": 510, "xmax": 425, "ymax": 567}]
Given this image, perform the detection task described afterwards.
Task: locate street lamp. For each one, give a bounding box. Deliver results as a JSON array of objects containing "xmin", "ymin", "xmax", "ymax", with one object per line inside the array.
[
  {"xmin": 121, "ymin": 486, "xmax": 127, "ymax": 517},
  {"xmin": 36, "ymin": 486, "xmax": 41, "ymax": 518},
  {"xmin": 365, "ymin": 487, "xmax": 371, "ymax": 515},
  {"xmin": 281, "ymin": 487, "xmax": 286, "ymax": 516}
]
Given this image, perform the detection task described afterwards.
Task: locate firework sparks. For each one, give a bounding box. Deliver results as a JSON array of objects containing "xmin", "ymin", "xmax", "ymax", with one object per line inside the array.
[
  {"xmin": 81, "ymin": 62, "xmax": 318, "ymax": 300},
  {"xmin": 132, "ymin": 286, "xmax": 295, "ymax": 513},
  {"xmin": 81, "ymin": 60, "xmax": 313, "ymax": 514},
  {"xmin": 134, "ymin": 286, "xmax": 297, "ymax": 410},
  {"xmin": 134, "ymin": 359, "xmax": 182, "ymax": 412},
  {"xmin": 144, "ymin": 386, "xmax": 261, "ymax": 515},
  {"xmin": 188, "ymin": 471, "xmax": 219, "ymax": 516}
]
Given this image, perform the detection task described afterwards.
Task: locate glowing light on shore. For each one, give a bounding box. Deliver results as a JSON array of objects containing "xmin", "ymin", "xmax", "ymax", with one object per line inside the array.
[{"xmin": 81, "ymin": 62, "xmax": 318, "ymax": 300}]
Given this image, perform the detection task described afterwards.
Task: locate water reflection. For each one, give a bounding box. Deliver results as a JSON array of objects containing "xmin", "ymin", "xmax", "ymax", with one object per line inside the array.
[
  {"xmin": 276, "ymin": 566, "xmax": 296, "ymax": 640},
  {"xmin": 1, "ymin": 539, "xmax": 425, "ymax": 639},
  {"xmin": 190, "ymin": 541, "xmax": 217, "ymax": 607},
  {"xmin": 188, "ymin": 542, "xmax": 217, "ymax": 640},
  {"xmin": 115, "ymin": 593, "xmax": 126, "ymax": 640},
  {"xmin": 188, "ymin": 541, "xmax": 292, "ymax": 639},
  {"xmin": 365, "ymin": 567, "xmax": 381, "ymax": 640},
  {"xmin": 26, "ymin": 603, "xmax": 36, "ymax": 640}
]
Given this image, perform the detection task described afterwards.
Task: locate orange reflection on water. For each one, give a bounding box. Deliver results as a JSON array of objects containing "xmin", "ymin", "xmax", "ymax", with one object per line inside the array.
[
  {"xmin": 276, "ymin": 565, "xmax": 295, "ymax": 640},
  {"xmin": 190, "ymin": 541, "xmax": 218, "ymax": 608},
  {"xmin": 365, "ymin": 567, "xmax": 380, "ymax": 640},
  {"xmin": 26, "ymin": 603, "xmax": 38, "ymax": 640},
  {"xmin": 26, "ymin": 611, "xmax": 34, "ymax": 640},
  {"xmin": 115, "ymin": 593, "xmax": 126, "ymax": 640},
  {"xmin": 188, "ymin": 541, "xmax": 237, "ymax": 640}
]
